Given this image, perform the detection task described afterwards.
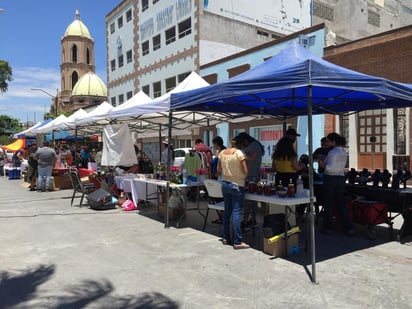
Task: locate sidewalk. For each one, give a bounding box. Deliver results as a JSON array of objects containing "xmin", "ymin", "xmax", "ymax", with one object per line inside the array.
[{"xmin": 0, "ymin": 176, "xmax": 411, "ymax": 308}]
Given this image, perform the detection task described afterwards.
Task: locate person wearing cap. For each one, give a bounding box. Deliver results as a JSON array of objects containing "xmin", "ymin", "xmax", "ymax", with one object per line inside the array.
[
  {"xmin": 34, "ymin": 141, "xmax": 57, "ymax": 192},
  {"xmin": 285, "ymin": 127, "xmax": 300, "ymax": 142},
  {"xmin": 236, "ymin": 132, "xmax": 264, "ymax": 232}
]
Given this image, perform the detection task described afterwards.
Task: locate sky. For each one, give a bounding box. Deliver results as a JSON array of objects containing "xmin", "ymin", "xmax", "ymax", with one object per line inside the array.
[{"xmin": 0, "ymin": 1, "xmax": 119, "ymax": 124}]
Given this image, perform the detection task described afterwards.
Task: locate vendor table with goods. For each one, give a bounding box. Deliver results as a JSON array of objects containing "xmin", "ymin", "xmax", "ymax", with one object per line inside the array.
[
  {"xmin": 114, "ymin": 174, "xmax": 204, "ymax": 227},
  {"xmin": 244, "ymin": 189, "xmax": 313, "ymax": 256}
]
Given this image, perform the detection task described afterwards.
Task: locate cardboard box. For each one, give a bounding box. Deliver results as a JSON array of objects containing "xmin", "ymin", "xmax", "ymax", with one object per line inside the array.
[
  {"xmin": 263, "ymin": 231, "xmax": 299, "ymax": 257},
  {"xmin": 54, "ymin": 175, "xmax": 73, "ymax": 190},
  {"xmin": 40, "ymin": 176, "xmax": 57, "ymax": 191},
  {"xmin": 158, "ymin": 202, "xmax": 184, "ymax": 220}
]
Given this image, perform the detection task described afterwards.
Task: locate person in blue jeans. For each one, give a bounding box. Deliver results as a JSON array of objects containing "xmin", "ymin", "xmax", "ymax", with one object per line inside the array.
[
  {"xmin": 35, "ymin": 141, "xmax": 57, "ymax": 192},
  {"xmin": 217, "ymin": 136, "xmax": 249, "ymax": 249}
]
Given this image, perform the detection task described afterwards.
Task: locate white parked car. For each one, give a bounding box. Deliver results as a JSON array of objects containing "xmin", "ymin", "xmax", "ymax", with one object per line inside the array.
[{"xmin": 173, "ymin": 148, "xmax": 191, "ymax": 170}]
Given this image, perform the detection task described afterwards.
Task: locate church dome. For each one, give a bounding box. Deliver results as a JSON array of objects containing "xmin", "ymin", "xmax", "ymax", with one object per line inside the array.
[
  {"xmin": 64, "ymin": 9, "xmax": 93, "ymax": 40},
  {"xmin": 72, "ymin": 72, "xmax": 107, "ymax": 97}
]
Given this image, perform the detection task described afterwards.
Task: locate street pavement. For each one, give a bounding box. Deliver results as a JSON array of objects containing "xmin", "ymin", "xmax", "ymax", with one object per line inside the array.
[{"xmin": 0, "ymin": 175, "xmax": 412, "ymax": 309}]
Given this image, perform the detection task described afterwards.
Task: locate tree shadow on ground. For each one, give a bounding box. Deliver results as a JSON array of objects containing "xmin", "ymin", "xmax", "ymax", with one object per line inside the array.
[{"xmin": 0, "ymin": 264, "xmax": 178, "ymax": 309}]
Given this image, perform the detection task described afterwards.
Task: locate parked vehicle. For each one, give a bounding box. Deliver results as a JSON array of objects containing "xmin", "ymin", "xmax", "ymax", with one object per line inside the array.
[{"xmin": 173, "ymin": 148, "xmax": 191, "ymax": 170}]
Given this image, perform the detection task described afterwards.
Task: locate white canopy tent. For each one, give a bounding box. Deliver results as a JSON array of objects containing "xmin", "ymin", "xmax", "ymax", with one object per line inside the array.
[{"xmin": 30, "ymin": 114, "xmax": 68, "ymax": 135}]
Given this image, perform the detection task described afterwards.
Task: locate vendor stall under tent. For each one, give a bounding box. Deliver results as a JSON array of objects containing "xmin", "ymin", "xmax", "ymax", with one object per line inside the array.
[{"xmin": 170, "ymin": 41, "xmax": 412, "ymax": 283}]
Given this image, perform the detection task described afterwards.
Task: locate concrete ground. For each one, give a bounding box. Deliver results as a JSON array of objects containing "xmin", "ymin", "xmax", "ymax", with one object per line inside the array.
[{"xmin": 0, "ymin": 176, "xmax": 412, "ymax": 309}]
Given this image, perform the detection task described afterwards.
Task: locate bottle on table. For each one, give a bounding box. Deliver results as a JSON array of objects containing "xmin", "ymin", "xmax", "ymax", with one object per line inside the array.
[
  {"xmin": 287, "ymin": 178, "xmax": 295, "ymax": 197},
  {"xmin": 296, "ymin": 175, "xmax": 304, "ymax": 196},
  {"xmin": 182, "ymin": 168, "xmax": 188, "ymax": 184}
]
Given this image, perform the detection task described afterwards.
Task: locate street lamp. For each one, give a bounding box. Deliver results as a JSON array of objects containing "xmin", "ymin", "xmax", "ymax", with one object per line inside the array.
[{"xmin": 30, "ymin": 88, "xmax": 59, "ymax": 117}]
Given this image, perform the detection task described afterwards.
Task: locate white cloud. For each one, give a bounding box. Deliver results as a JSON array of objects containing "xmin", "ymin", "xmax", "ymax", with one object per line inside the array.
[{"xmin": 0, "ymin": 66, "xmax": 60, "ymax": 121}]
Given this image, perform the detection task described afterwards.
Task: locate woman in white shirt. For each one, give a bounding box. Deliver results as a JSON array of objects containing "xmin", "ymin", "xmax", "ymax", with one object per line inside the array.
[{"xmin": 321, "ymin": 132, "xmax": 355, "ymax": 236}]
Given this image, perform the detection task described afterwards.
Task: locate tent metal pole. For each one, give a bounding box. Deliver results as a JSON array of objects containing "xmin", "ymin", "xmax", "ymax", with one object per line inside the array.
[{"xmin": 307, "ymin": 85, "xmax": 318, "ymax": 284}]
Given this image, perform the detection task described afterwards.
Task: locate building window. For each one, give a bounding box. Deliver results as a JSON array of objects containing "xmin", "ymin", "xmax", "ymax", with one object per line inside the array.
[
  {"xmin": 227, "ymin": 64, "xmax": 251, "ymax": 78},
  {"xmin": 153, "ymin": 0, "xmax": 159, "ymax": 4},
  {"xmin": 126, "ymin": 50, "xmax": 133, "ymax": 63},
  {"xmin": 178, "ymin": 18, "xmax": 191, "ymax": 39},
  {"xmin": 126, "ymin": 9, "xmax": 132, "ymax": 22},
  {"xmin": 71, "ymin": 71, "xmax": 79, "ymax": 89},
  {"xmin": 118, "ymin": 94, "xmax": 125, "ymax": 104},
  {"xmin": 110, "ymin": 23, "xmax": 115, "ymax": 34},
  {"xmin": 203, "ymin": 73, "xmax": 217, "ymax": 84},
  {"xmin": 118, "ymin": 55, "xmax": 124, "ymax": 68},
  {"xmin": 142, "ymin": 85, "xmax": 150, "ymax": 96},
  {"xmin": 111, "ymin": 59, "xmax": 116, "ymax": 71},
  {"xmin": 127, "ymin": 91, "xmax": 133, "ymax": 100},
  {"xmin": 118, "ymin": 16, "xmax": 123, "ymax": 29},
  {"xmin": 166, "ymin": 76, "xmax": 176, "ymax": 92},
  {"xmin": 312, "ymin": 1, "xmax": 334, "ymax": 21},
  {"xmin": 153, "ymin": 81, "xmax": 161, "ymax": 98},
  {"xmin": 178, "ymin": 72, "xmax": 190, "ymax": 83},
  {"xmin": 86, "ymin": 48, "xmax": 91, "ymax": 65},
  {"xmin": 153, "ymin": 34, "xmax": 161, "ymax": 51},
  {"xmin": 368, "ymin": 10, "xmax": 380, "ymax": 27},
  {"xmin": 358, "ymin": 109, "xmax": 386, "ymax": 153},
  {"xmin": 142, "ymin": 0, "xmax": 149, "ymax": 12},
  {"xmin": 111, "ymin": 96, "xmax": 116, "ymax": 106},
  {"xmin": 165, "ymin": 26, "xmax": 176, "ymax": 45},
  {"xmin": 142, "ymin": 40, "xmax": 150, "ymax": 56},
  {"xmin": 71, "ymin": 44, "xmax": 78, "ymax": 63}
]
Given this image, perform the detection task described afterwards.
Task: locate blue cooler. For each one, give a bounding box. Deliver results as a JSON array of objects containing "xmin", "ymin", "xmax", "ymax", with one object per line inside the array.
[{"xmin": 8, "ymin": 168, "xmax": 21, "ymax": 180}]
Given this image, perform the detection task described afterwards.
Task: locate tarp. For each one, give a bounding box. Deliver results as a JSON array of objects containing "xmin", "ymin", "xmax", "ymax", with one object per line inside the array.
[
  {"xmin": 2, "ymin": 139, "xmax": 25, "ymax": 151},
  {"xmin": 101, "ymin": 123, "xmax": 137, "ymax": 167},
  {"xmin": 171, "ymin": 41, "xmax": 412, "ymax": 116}
]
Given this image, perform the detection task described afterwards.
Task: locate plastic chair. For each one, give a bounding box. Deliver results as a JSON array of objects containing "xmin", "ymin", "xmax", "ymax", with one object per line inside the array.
[
  {"xmin": 203, "ymin": 179, "xmax": 225, "ymax": 231},
  {"xmin": 69, "ymin": 170, "xmax": 97, "ymax": 207}
]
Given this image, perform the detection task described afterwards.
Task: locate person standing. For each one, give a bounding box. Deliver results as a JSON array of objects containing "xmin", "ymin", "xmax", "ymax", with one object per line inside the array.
[
  {"xmin": 237, "ymin": 132, "xmax": 264, "ymax": 231},
  {"xmin": 35, "ymin": 141, "xmax": 57, "ymax": 192},
  {"xmin": 272, "ymin": 134, "xmax": 305, "ymax": 188},
  {"xmin": 217, "ymin": 136, "xmax": 249, "ymax": 249},
  {"xmin": 313, "ymin": 137, "xmax": 329, "ymax": 180},
  {"xmin": 210, "ymin": 136, "xmax": 226, "ymax": 224},
  {"xmin": 0, "ymin": 148, "xmax": 5, "ymax": 177},
  {"xmin": 320, "ymin": 132, "xmax": 354, "ymax": 236},
  {"xmin": 211, "ymin": 136, "xmax": 226, "ymax": 180},
  {"xmin": 26, "ymin": 145, "xmax": 38, "ymax": 191}
]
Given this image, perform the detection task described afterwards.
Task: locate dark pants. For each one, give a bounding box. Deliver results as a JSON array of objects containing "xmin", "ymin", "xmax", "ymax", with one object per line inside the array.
[{"xmin": 322, "ymin": 175, "xmax": 354, "ymax": 231}]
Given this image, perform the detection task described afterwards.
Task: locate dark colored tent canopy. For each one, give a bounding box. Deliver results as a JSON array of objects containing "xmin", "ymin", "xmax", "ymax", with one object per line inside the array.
[
  {"xmin": 170, "ymin": 41, "xmax": 412, "ymax": 284},
  {"xmin": 171, "ymin": 41, "xmax": 412, "ymax": 117}
]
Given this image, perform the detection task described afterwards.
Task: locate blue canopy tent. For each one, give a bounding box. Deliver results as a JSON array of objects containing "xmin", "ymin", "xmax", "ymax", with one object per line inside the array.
[
  {"xmin": 171, "ymin": 41, "xmax": 412, "ymax": 283},
  {"xmin": 13, "ymin": 118, "xmax": 53, "ymax": 139}
]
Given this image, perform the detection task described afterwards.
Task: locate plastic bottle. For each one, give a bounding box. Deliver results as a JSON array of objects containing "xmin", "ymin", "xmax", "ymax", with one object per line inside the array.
[
  {"xmin": 182, "ymin": 168, "xmax": 188, "ymax": 184},
  {"xmin": 296, "ymin": 175, "xmax": 304, "ymax": 196}
]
